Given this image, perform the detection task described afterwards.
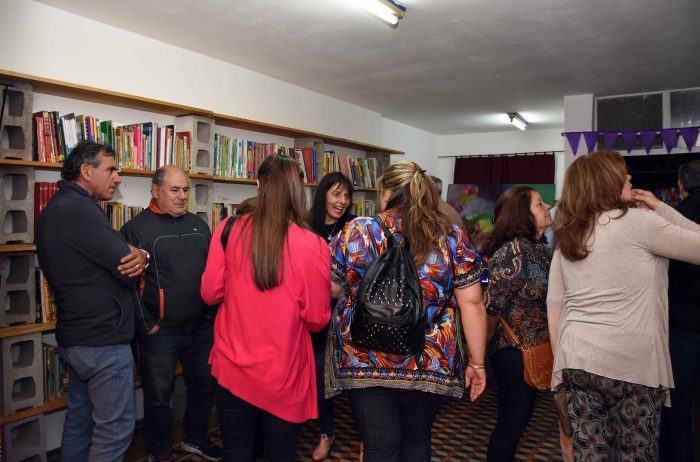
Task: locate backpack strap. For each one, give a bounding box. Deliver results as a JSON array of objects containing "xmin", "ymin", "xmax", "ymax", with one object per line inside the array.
[
  {"xmin": 220, "ymin": 215, "xmax": 240, "ymax": 250},
  {"xmin": 373, "ymin": 214, "xmax": 394, "ymax": 249}
]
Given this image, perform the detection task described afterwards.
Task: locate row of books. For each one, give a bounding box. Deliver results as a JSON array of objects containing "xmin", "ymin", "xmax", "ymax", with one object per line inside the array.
[
  {"xmin": 34, "ymin": 182, "xmax": 59, "ymax": 236},
  {"xmin": 322, "ymin": 151, "xmax": 382, "ymax": 189},
  {"xmin": 213, "ymin": 135, "xmax": 317, "ymax": 182},
  {"xmin": 42, "ymin": 343, "xmax": 68, "ymax": 403},
  {"xmin": 352, "ymin": 199, "xmax": 376, "ymax": 217},
  {"xmin": 212, "ymin": 203, "xmax": 237, "ymax": 231},
  {"xmin": 33, "ymin": 110, "xmax": 192, "ymax": 170},
  {"xmin": 99, "ymin": 202, "xmax": 144, "ymax": 231},
  {"xmin": 35, "ymin": 269, "xmax": 57, "ymax": 324}
]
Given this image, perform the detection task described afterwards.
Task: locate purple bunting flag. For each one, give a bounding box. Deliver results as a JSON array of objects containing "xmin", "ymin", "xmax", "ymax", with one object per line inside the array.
[
  {"xmin": 565, "ymin": 132, "xmax": 581, "ymax": 155},
  {"xmin": 622, "ymin": 131, "xmax": 637, "ymax": 153},
  {"xmin": 583, "ymin": 132, "xmax": 598, "ymax": 154},
  {"xmin": 661, "ymin": 129, "xmax": 680, "ymax": 153},
  {"xmin": 641, "ymin": 131, "xmax": 658, "ymax": 154},
  {"xmin": 601, "ymin": 132, "xmax": 619, "ymax": 151},
  {"xmin": 679, "ymin": 127, "xmax": 699, "ymax": 152}
]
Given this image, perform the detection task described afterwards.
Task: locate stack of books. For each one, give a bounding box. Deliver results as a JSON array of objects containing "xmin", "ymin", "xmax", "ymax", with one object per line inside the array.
[{"xmin": 322, "ymin": 151, "xmax": 381, "ymax": 189}]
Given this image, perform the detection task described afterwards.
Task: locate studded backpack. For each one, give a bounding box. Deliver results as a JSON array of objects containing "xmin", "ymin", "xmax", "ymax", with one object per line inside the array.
[{"xmin": 350, "ymin": 215, "xmax": 431, "ymax": 356}]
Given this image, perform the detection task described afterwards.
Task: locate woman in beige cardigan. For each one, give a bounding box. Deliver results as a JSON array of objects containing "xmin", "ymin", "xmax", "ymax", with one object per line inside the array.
[{"xmin": 547, "ymin": 151, "xmax": 700, "ymax": 462}]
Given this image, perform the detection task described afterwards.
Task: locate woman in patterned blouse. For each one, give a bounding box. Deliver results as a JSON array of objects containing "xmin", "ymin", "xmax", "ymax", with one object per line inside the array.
[
  {"xmin": 327, "ymin": 161, "xmax": 488, "ymax": 462},
  {"xmin": 484, "ymin": 186, "xmax": 552, "ymax": 462}
]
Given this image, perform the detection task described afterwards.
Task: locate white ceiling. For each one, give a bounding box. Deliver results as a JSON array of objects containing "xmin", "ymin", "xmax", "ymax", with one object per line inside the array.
[{"xmin": 37, "ymin": 0, "xmax": 700, "ymax": 135}]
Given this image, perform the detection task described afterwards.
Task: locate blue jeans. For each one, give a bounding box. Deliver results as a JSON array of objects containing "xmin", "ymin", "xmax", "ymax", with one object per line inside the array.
[
  {"xmin": 215, "ymin": 383, "xmax": 301, "ymax": 462},
  {"xmin": 137, "ymin": 319, "xmax": 215, "ymax": 458},
  {"xmin": 348, "ymin": 387, "xmax": 443, "ymax": 462},
  {"xmin": 487, "ymin": 347, "xmax": 537, "ymax": 462},
  {"xmin": 58, "ymin": 344, "xmax": 135, "ymax": 462},
  {"xmin": 660, "ymin": 327, "xmax": 700, "ymax": 462}
]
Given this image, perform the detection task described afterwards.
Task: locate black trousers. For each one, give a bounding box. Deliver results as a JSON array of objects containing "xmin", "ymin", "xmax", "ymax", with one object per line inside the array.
[
  {"xmin": 486, "ymin": 347, "xmax": 537, "ymax": 462},
  {"xmin": 215, "ymin": 383, "xmax": 301, "ymax": 462},
  {"xmin": 349, "ymin": 387, "xmax": 443, "ymax": 462}
]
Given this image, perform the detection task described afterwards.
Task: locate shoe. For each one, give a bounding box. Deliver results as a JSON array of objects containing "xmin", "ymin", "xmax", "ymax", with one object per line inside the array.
[
  {"xmin": 147, "ymin": 453, "xmax": 174, "ymax": 462},
  {"xmin": 181, "ymin": 441, "xmax": 224, "ymax": 461},
  {"xmin": 312, "ymin": 433, "xmax": 335, "ymax": 461}
]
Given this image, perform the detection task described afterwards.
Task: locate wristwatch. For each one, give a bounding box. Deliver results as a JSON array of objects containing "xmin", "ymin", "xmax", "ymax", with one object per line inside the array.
[{"xmin": 141, "ymin": 249, "xmax": 151, "ymax": 269}]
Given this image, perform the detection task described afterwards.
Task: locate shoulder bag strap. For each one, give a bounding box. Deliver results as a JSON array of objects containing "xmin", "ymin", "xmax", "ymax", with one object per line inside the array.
[
  {"xmin": 498, "ymin": 315, "xmax": 524, "ymax": 350},
  {"xmin": 220, "ymin": 215, "xmax": 240, "ymax": 250},
  {"xmin": 372, "ymin": 214, "xmax": 393, "ymax": 249}
]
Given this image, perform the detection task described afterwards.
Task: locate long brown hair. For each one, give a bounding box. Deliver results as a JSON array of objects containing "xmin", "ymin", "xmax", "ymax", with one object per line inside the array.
[
  {"xmin": 483, "ymin": 186, "xmax": 538, "ymax": 256},
  {"xmin": 555, "ymin": 150, "xmax": 629, "ymax": 261},
  {"xmin": 379, "ymin": 161, "xmax": 453, "ymax": 265},
  {"xmin": 249, "ymin": 155, "xmax": 309, "ymax": 290}
]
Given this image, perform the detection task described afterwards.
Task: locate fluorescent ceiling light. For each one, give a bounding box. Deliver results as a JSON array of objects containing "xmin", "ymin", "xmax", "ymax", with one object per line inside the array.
[
  {"xmin": 357, "ymin": 0, "xmax": 406, "ymax": 26},
  {"xmin": 507, "ymin": 112, "xmax": 528, "ymax": 130}
]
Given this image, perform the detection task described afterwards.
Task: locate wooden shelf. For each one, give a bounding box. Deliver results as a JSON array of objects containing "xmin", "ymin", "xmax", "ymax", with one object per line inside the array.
[
  {"xmin": 0, "ymin": 69, "xmax": 403, "ymax": 155},
  {"xmin": 0, "ymin": 321, "xmax": 56, "ymax": 339},
  {"xmin": 0, "ymin": 395, "xmax": 67, "ymax": 425},
  {"xmin": 0, "ymin": 244, "xmax": 36, "ymax": 253}
]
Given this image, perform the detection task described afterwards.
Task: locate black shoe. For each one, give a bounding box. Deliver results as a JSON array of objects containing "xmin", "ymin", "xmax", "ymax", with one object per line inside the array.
[{"xmin": 181, "ymin": 441, "xmax": 223, "ymax": 461}]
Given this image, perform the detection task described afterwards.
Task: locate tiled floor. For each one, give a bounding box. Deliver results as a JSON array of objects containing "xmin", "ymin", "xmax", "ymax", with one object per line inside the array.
[{"xmin": 124, "ymin": 380, "xmax": 564, "ymax": 462}]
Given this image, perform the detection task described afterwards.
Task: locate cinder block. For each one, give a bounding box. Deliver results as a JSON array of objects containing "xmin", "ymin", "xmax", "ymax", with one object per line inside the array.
[
  {"xmin": 0, "ymin": 166, "xmax": 34, "ymax": 244},
  {"xmin": 0, "ymin": 83, "xmax": 33, "ymax": 161},
  {"xmin": 0, "ymin": 252, "xmax": 36, "ymax": 327},
  {"xmin": 175, "ymin": 116, "xmax": 215, "ymax": 175},
  {"xmin": 0, "ymin": 333, "xmax": 44, "ymax": 415},
  {"xmin": 188, "ymin": 178, "xmax": 212, "ymax": 230},
  {"xmin": 2, "ymin": 414, "xmax": 46, "ymax": 462}
]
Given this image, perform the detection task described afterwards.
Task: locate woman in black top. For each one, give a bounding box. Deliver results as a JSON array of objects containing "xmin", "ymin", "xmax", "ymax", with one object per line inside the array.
[{"xmin": 309, "ymin": 172, "xmax": 355, "ymax": 461}]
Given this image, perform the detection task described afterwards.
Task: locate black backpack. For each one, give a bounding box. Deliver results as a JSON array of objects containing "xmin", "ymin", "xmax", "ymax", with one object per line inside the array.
[{"xmin": 350, "ymin": 215, "xmax": 436, "ymax": 356}]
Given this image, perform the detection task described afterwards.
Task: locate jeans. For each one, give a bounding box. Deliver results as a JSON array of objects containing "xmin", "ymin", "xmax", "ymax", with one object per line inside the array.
[
  {"xmin": 137, "ymin": 319, "xmax": 215, "ymax": 458},
  {"xmin": 487, "ymin": 347, "xmax": 537, "ymax": 462},
  {"xmin": 348, "ymin": 387, "xmax": 444, "ymax": 462},
  {"xmin": 58, "ymin": 344, "xmax": 135, "ymax": 462},
  {"xmin": 215, "ymin": 383, "xmax": 301, "ymax": 462},
  {"xmin": 660, "ymin": 327, "xmax": 700, "ymax": 462},
  {"xmin": 314, "ymin": 347, "xmax": 334, "ymax": 436}
]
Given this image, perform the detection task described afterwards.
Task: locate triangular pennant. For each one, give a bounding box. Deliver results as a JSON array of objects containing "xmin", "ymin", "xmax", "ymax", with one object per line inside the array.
[
  {"xmin": 582, "ymin": 132, "xmax": 598, "ymax": 153},
  {"xmin": 641, "ymin": 131, "xmax": 657, "ymax": 154},
  {"xmin": 661, "ymin": 129, "xmax": 680, "ymax": 153},
  {"xmin": 621, "ymin": 131, "xmax": 637, "ymax": 153},
  {"xmin": 565, "ymin": 132, "xmax": 581, "ymax": 156},
  {"xmin": 679, "ymin": 127, "xmax": 699, "ymax": 152},
  {"xmin": 601, "ymin": 132, "xmax": 619, "ymax": 151}
]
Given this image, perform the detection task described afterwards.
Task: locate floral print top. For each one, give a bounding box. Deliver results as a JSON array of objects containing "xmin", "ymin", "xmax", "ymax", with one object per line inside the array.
[
  {"xmin": 326, "ymin": 211, "xmax": 483, "ymax": 398},
  {"xmin": 486, "ymin": 237, "xmax": 551, "ymax": 350}
]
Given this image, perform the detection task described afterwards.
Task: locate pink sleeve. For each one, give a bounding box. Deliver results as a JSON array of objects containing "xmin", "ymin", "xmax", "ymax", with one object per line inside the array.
[
  {"xmin": 300, "ymin": 236, "xmax": 331, "ymax": 332},
  {"xmin": 201, "ymin": 216, "xmax": 230, "ymax": 305}
]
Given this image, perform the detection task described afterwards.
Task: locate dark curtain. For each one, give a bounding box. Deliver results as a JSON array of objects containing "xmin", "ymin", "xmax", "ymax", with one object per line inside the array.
[{"xmin": 453, "ymin": 154, "xmax": 555, "ymax": 184}]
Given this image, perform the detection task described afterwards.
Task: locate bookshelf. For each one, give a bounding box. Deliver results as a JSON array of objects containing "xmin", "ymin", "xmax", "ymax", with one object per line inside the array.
[{"xmin": 0, "ymin": 70, "xmax": 399, "ymax": 443}]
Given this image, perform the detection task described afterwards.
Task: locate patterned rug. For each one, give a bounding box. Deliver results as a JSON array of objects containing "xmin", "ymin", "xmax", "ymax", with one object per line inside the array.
[{"xmin": 132, "ymin": 382, "xmax": 563, "ymax": 462}]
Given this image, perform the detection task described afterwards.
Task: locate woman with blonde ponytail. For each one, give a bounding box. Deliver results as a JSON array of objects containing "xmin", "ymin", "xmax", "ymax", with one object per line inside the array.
[{"xmin": 327, "ymin": 161, "xmax": 488, "ymax": 462}]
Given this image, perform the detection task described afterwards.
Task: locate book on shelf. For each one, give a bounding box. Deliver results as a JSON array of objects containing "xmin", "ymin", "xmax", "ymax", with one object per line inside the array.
[
  {"xmin": 322, "ymin": 151, "xmax": 381, "ymax": 189},
  {"xmin": 352, "ymin": 199, "xmax": 376, "ymax": 218},
  {"xmin": 98, "ymin": 202, "xmax": 144, "ymax": 231},
  {"xmin": 34, "ymin": 182, "xmax": 59, "ymax": 236},
  {"xmin": 213, "ymin": 134, "xmax": 316, "ymax": 182},
  {"xmin": 35, "ymin": 268, "xmax": 57, "ymax": 324},
  {"xmin": 211, "ymin": 203, "xmax": 239, "ymax": 231},
  {"xmin": 42, "ymin": 343, "xmax": 67, "ymax": 403}
]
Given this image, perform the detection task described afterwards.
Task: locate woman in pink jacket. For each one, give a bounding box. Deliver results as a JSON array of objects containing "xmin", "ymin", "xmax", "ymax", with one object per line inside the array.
[{"xmin": 201, "ymin": 155, "xmax": 331, "ymax": 462}]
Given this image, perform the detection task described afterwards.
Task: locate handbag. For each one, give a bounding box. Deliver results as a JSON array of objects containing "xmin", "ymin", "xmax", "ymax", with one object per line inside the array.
[{"xmin": 497, "ymin": 315, "xmax": 553, "ymax": 390}]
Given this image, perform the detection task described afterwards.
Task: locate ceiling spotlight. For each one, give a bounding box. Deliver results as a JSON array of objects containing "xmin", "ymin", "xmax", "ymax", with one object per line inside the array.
[
  {"xmin": 507, "ymin": 112, "xmax": 528, "ymax": 131},
  {"xmin": 357, "ymin": 0, "xmax": 406, "ymax": 26}
]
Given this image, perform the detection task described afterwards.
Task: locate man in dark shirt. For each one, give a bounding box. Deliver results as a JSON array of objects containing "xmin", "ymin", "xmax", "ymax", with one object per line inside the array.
[
  {"xmin": 661, "ymin": 159, "xmax": 700, "ymax": 462},
  {"xmin": 120, "ymin": 166, "xmax": 220, "ymax": 461},
  {"xmin": 36, "ymin": 141, "xmax": 147, "ymax": 461}
]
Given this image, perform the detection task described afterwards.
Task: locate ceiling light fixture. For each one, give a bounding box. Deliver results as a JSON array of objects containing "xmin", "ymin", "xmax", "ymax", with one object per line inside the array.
[
  {"xmin": 507, "ymin": 112, "xmax": 528, "ymax": 131},
  {"xmin": 357, "ymin": 0, "xmax": 406, "ymax": 26}
]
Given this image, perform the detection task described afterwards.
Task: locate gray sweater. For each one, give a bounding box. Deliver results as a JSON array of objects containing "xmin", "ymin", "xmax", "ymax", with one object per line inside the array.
[{"xmin": 547, "ymin": 203, "xmax": 700, "ymax": 402}]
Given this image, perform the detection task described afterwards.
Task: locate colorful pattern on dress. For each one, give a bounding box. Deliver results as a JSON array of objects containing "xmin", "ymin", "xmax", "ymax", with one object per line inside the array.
[
  {"xmin": 485, "ymin": 237, "xmax": 551, "ymax": 350},
  {"xmin": 326, "ymin": 211, "xmax": 483, "ymax": 398},
  {"xmin": 562, "ymin": 369, "xmax": 665, "ymax": 462}
]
